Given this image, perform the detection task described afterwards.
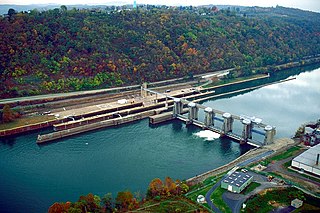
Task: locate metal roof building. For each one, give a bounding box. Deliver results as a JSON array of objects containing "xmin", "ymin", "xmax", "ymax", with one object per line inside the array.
[
  {"xmin": 221, "ymin": 171, "xmax": 253, "ymax": 193},
  {"xmin": 291, "ymin": 143, "xmax": 320, "ymax": 176}
]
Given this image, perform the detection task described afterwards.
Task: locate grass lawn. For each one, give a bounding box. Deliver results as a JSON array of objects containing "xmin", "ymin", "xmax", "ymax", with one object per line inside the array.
[
  {"xmin": 186, "ymin": 182, "xmax": 215, "ymax": 210},
  {"xmin": 211, "ymin": 186, "xmax": 232, "ymax": 213},
  {"xmin": 135, "ymin": 196, "xmax": 209, "ymax": 212},
  {"xmin": 0, "ymin": 115, "xmax": 55, "ymax": 130},
  {"xmin": 241, "ymin": 182, "xmax": 261, "ymax": 195},
  {"xmin": 257, "ymin": 146, "xmax": 301, "ymax": 167},
  {"xmin": 243, "ymin": 187, "xmax": 306, "ymax": 213}
]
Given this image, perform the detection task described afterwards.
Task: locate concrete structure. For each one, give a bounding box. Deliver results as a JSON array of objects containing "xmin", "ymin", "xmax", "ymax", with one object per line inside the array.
[
  {"xmin": 242, "ymin": 119, "xmax": 253, "ymax": 141},
  {"xmin": 142, "ymin": 88, "xmax": 276, "ymax": 146},
  {"xmin": 204, "ymin": 107, "xmax": 214, "ymax": 127},
  {"xmin": 291, "ymin": 143, "xmax": 320, "ymax": 177},
  {"xmin": 264, "ymin": 125, "xmax": 276, "ymax": 145},
  {"xmin": 173, "ymin": 98, "xmax": 183, "ymax": 117},
  {"xmin": 187, "ymin": 102, "xmax": 198, "ymax": 122},
  {"xmin": 141, "ymin": 82, "xmax": 148, "ymax": 97},
  {"xmin": 291, "ymin": 199, "xmax": 303, "ymax": 209},
  {"xmin": 222, "ymin": 112, "xmax": 233, "ymax": 133},
  {"xmin": 221, "ymin": 171, "xmax": 253, "ymax": 193}
]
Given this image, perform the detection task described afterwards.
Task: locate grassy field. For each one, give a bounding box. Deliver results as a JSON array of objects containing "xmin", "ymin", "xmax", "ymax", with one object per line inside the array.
[
  {"xmin": 186, "ymin": 182, "xmax": 215, "ymax": 210},
  {"xmin": 134, "ymin": 196, "xmax": 210, "ymax": 212},
  {"xmin": 255, "ymin": 146, "xmax": 301, "ymax": 167},
  {"xmin": 211, "ymin": 186, "xmax": 231, "ymax": 213},
  {"xmin": 243, "ymin": 187, "xmax": 306, "ymax": 213},
  {"xmin": 0, "ymin": 115, "xmax": 55, "ymax": 130},
  {"xmin": 241, "ymin": 182, "xmax": 261, "ymax": 195}
]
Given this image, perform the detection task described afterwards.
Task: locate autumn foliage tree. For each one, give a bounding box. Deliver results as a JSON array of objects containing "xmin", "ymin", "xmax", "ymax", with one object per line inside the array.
[
  {"xmin": 1, "ymin": 104, "xmax": 19, "ymax": 123},
  {"xmin": 147, "ymin": 177, "xmax": 189, "ymax": 199},
  {"xmin": 115, "ymin": 190, "xmax": 139, "ymax": 211},
  {"xmin": 0, "ymin": 6, "xmax": 319, "ymax": 98}
]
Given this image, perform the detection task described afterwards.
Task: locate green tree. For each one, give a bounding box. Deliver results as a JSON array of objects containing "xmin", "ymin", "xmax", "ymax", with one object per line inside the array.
[
  {"xmin": 8, "ymin": 8, "xmax": 16, "ymax": 17},
  {"xmin": 102, "ymin": 193, "xmax": 113, "ymax": 212},
  {"xmin": 60, "ymin": 5, "xmax": 67, "ymax": 12}
]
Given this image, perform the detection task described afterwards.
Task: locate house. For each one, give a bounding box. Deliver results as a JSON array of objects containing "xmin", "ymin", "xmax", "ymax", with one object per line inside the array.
[{"xmin": 301, "ymin": 128, "xmax": 320, "ymax": 146}]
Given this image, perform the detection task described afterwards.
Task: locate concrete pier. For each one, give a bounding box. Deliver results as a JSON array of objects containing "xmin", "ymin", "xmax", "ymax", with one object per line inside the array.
[
  {"xmin": 264, "ymin": 125, "xmax": 276, "ymax": 145},
  {"xmin": 242, "ymin": 118, "xmax": 253, "ymax": 142},
  {"xmin": 204, "ymin": 107, "xmax": 214, "ymax": 127},
  {"xmin": 173, "ymin": 98, "xmax": 183, "ymax": 117},
  {"xmin": 187, "ymin": 102, "xmax": 198, "ymax": 123},
  {"xmin": 222, "ymin": 112, "xmax": 233, "ymax": 133}
]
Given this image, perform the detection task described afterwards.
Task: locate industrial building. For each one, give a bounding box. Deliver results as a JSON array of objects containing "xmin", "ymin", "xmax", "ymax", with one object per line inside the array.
[
  {"xmin": 221, "ymin": 171, "xmax": 253, "ymax": 193},
  {"xmin": 291, "ymin": 143, "xmax": 320, "ymax": 177}
]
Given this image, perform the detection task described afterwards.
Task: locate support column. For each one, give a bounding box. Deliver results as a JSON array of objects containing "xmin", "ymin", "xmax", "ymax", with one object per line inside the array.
[
  {"xmin": 222, "ymin": 112, "xmax": 233, "ymax": 133},
  {"xmin": 264, "ymin": 125, "xmax": 276, "ymax": 145},
  {"xmin": 141, "ymin": 82, "xmax": 148, "ymax": 97},
  {"xmin": 242, "ymin": 119, "xmax": 253, "ymax": 142},
  {"xmin": 204, "ymin": 107, "xmax": 214, "ymax": 127},
  {"xmin": 173, "ymin": 98, "xmax": 183, "ymax": 117},
  {"xmin": 187, "ymin": 102, "xmax": 198, "ymax": 123}
]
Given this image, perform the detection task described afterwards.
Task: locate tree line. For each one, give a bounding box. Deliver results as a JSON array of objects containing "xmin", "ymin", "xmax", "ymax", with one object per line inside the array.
[
  {"xmin": 48, "ymin": 176, "xmax": 190, "ymax": 213},
  {"xmin": 1, "ymin": 6, "xmax": 320, "ymax": 98}
]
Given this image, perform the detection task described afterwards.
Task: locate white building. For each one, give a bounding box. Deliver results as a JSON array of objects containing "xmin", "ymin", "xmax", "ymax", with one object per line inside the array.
[{"xmin": 291, "ymin": 143, "xmax": 320, "ymax": 177}]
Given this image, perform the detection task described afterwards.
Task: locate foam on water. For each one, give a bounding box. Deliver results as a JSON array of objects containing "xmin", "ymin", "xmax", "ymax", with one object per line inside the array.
[{"xmin": 194, "ymin": 130, "xmax": 220, "ymax": 141}]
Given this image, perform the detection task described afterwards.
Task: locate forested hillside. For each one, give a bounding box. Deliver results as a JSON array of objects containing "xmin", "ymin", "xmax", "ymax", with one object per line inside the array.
[{"xmin": 1, "ymin": 6, "xmax": 320, "ymax": 98}]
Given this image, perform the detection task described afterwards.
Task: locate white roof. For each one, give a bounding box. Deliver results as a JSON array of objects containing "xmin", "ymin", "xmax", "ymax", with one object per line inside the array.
[{"xmin": 292, "ymin": 143, "xmax": 320, "ymax": 169}]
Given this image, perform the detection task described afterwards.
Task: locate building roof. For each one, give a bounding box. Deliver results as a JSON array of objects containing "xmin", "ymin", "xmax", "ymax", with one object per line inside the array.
[
  {"xmin": 222, "ymin": 171, "xmax": 252, "ymax": 188},
  {"xmin": 292, "ymin": 143, "xmax": 320, "ymax": 169}
]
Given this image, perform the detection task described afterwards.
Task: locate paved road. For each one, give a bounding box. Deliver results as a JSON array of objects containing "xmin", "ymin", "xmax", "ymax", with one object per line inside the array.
[
  {"xmin": 205, "ymin": 179, "xmax": 223, "ymax": 213},
  {"xmin": 265, "ymin": 151, "xmax": 320, "ymax": 187}
]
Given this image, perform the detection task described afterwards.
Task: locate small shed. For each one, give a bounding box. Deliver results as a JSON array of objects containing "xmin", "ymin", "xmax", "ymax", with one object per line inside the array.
[
  {"xmin": 291, "ymin": 198, "xmax": 303, "ymax": 208},
  {"xmin": 221, "ymin": 171, "xmax": 253, "ymax": 193}
]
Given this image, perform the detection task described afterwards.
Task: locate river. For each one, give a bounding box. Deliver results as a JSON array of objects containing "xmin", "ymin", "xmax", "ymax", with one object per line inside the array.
[{"xmin": 0, "ymin": 64, "xmax": 319, "ymax": 212}]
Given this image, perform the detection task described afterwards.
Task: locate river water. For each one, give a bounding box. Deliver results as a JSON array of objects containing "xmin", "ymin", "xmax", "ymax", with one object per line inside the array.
[{"xmin": 0, "ymin": 64, "xmax": 319, "ymax": 212}]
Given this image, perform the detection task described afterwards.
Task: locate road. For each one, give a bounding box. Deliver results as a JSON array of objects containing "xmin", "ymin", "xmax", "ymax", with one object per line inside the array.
[{"xmin": 205, "ymin": 179, "xmax": 223, "ymax": 213}]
